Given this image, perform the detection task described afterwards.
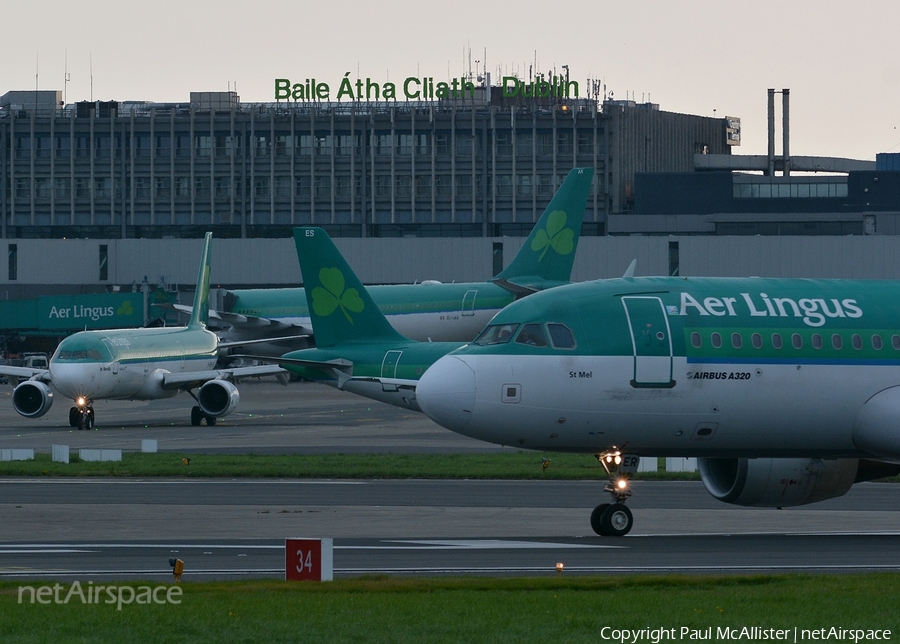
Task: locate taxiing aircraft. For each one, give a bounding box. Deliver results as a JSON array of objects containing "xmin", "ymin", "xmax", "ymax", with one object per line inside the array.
[
  {"xmin": 242, "ymin": 227, "xmax": 469, "ymax": 411},
  {"xmin": 0, "ymin": 233, "xmax": 285, "ymax": 429},
  {"xmin": 415, "ymin": 275, "xmax": 900, "ymax": 536},
  {"xmin": 202, "ymin": 167, "xmax": 594, "ymax": 353}
]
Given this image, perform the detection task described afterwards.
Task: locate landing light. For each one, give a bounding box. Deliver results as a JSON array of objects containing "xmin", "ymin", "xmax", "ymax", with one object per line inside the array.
[
  {"xmin": 76, "ymin": 397, "xmax": 86, "ymax": 407},
  {"xmin": 616, "ymin": 479, "xmax": 628, "ymax": 490}
]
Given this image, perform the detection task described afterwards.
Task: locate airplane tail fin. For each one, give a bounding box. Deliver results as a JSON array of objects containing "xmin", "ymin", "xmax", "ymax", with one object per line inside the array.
[
  {"xmin": 293, "ymin": 227, "xmax": 407, "ymax": 348},
  {"xmin": 493, "ymin": 167, "xmax": 594, "ymax": 290},
  {"xmin": 188, "ymin": 232, "xmax": 213, "ymax": 329}
]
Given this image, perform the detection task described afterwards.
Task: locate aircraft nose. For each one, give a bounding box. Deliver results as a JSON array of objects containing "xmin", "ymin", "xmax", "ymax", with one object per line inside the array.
[{"xmin": 417, "ymin": 356, "xmax": 476, "ymax": 433}]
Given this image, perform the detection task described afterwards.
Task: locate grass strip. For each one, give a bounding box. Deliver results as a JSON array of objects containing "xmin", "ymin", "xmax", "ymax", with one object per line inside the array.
[
  {"xmin": 1, "ymin": 574, "xmax": 897, "ymax": 643},
  {"xmin": 0, "ymin": 452, "xmax": 701, "ymax": 480}
]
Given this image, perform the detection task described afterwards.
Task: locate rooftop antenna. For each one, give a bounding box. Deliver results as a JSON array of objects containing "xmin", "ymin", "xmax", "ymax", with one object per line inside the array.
[{"xmin": 64, "ymin": 49, "xmax": 70, "ymax": 106}]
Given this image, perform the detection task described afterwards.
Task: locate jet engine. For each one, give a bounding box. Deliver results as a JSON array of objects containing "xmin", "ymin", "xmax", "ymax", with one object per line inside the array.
[
  {"xmin": 12, "ymin": 381, "xmax": 54, "ymax": 418},
  {"xmin": 197, "ymin": 380, "xmax": 240, "ymax": 418},
  {"xmin": 698, "ymin": 457, "xmax": 859, "ymax": 508}
]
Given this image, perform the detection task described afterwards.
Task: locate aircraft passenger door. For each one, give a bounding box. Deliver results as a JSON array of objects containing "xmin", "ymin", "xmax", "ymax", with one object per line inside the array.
[
  {"xmin": 621, "ymin": 296, "xmax": 675, "ymax": 388},
  {"xmin": 461, "ymin": 290, "xmax": 477, "ymax": 317},
  {"xmin": 381, "ymin": 350, "xmax": 402, "ymax": 379}
]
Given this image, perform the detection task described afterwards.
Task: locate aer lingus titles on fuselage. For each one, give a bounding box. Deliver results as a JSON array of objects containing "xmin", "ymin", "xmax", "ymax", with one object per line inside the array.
[
  {"xmin": 677, "ymin": 290, "xmax": 863, "ymax": 327},
  {"xmin": 416, "ymin": 275, "xmax": 900, "ymax": 536},
  {"xmin": 210, "ymin": 167, "xmax": 594, "ymax": 351}
]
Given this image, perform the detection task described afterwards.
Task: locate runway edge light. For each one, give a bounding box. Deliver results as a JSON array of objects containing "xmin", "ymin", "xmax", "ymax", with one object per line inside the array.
[{"xmin": 285, "ymin": 538, "xmax": 333, "ymax": 582}]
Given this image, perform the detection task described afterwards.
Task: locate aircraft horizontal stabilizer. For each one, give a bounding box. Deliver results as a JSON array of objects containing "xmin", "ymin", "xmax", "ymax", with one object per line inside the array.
[
  {"xmin": 491, "ymin": 278, "xmax": 539, "ymax": 297},
  {"xmin": 168, "ymin": 303, "xmax": 304, "ymax": 334}
]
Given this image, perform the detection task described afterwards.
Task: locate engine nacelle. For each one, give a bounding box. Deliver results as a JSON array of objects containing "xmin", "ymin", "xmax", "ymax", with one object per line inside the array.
[
  {"xmin": 698, "ymin": 457, "xmax": 858, "ymax": 508},
  {"xmin": 197, "ymin": 379, "xmax": 240, "ymax": 418},
  {"xmin": 12, "ymin": 381, "xmax": 54, "ymax": 418}
]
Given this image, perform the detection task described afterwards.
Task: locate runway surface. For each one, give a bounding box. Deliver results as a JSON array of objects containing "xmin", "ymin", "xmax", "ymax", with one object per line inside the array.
[{"xmin": 1, "ymin": 381, "xmax": 899, "ymax": 580}]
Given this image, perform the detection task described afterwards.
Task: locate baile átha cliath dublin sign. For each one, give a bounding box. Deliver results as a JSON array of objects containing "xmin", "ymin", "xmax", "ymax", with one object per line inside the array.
[{"xmin": 275, "ymin": 74, "xmax": 580, "ymax": 101}]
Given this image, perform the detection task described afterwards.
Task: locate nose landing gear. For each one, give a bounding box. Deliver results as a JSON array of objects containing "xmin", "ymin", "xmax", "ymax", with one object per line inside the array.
[
  {"xmin": 591, "ymin": 449, "xmax": 634, "ymax": 537},
  {"xmin": 69, "ymin": 398, "xmax": 95, "ymax": 430}
]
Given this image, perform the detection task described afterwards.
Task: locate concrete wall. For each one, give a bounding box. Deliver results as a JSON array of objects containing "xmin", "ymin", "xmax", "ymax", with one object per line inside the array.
[{"xmin": 2, "ymin": 236, "xmax": 900, "ymax": 296}]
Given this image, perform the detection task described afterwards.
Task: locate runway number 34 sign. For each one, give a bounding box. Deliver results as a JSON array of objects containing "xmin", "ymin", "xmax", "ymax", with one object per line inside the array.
[{"xmin": 285, "ymin": 538, "xmax": 333, "ymax": 582}]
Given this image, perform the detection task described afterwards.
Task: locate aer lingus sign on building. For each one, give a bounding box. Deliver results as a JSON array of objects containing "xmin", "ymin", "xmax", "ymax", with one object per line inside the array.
[{"xmin": 38, "ymin": 294, "xmax": 144, "ymax": 331}]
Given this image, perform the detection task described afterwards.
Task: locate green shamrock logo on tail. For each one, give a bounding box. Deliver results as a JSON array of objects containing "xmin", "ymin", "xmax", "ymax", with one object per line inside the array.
[
  {"xmin": 531, "ymin": 210, "xmax": 574, "ymax": 261},
  {"xmin": 311, "ymin": 267, "xmax": 365, "ymax": 323},
  {"xmin": 116, "ymin": 301, "xmax": 134, "ymax": 316}
]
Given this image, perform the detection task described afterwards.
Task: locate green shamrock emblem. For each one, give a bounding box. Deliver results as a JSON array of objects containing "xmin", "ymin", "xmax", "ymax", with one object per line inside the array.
[
  {"xmin": 311, "ymin": 267, "xmax": 365, "ymax": 323},
  {"xmin": 531, "ymin": 210, "xmax": 574, "ymax": 261},
  {"xmin": 116, "ymin": 301, "xmax": 134, "ymax": 316}
]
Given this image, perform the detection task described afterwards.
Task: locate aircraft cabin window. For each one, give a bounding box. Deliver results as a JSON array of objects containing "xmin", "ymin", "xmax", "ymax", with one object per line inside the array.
[
  {"xmin": 547, "ymin": 324, "xmax": 576, "ymax": 349},
  {"xmin": 515, "ymin": 324, "xmax": 548, "ymax": 347},
  {"xmin": 893, "ymin": 335, "xmax": 900, "ymax": 351},
  {"xmin": 852, "ymin": 334, "xmax": 863, "ymax": 350},
  {"xmin": 812, "ymin": 334, "xmax": 823, "ymax": 350},
  {"xmin": 872, "ymin": 334, "xmax": 883, "ymax": 350},
  {"xmin": 832, "ymin": 334, "xmax": 843, "ymax": 350},
  {"xmin": 731, "ymin": 333, "xmax": 742, "ymax": 349},
  {"xmin": 474, "ymin": 323, "xmax": 520, "ymax": 346},
  {"xmin": 690, "ymin": 332, "xmax": 701, "ymax": 348},
  {"xmin": 711, "ymin": 332, "xmax": 722, "ymax": 349},
  {"xmin": 791, "ymin": 334, "xmax": 803, "ymax": 349},
  {"xmin": 751, "ymin": 333, "xmax": 762, "ymax": 349},
  {"xmin": 772, "ymin": 333, "xmax": 783, "ymax": 349}
]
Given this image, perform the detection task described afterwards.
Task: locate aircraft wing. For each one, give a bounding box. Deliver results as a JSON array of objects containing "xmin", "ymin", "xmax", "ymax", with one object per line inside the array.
[
  {"xmin": 0, "ymin": 366, "xmax": 51, "ymax": 384},
  {"xmin": 160, "ymin": 364, "xmax": 287, "ymax": 391}
]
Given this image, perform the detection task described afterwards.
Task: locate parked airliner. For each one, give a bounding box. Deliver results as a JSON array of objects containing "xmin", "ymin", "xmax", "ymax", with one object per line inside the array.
[
  {"xmin": 416, "ymin": 275, "xmax": 900, "ymax": 536},
  {"xmin": 0, "ymin": 233, "xmax": 284, "ymax": 429},
  {"xmin": 191, "ymin": 167, "xmax": 594, "ymax": 354}
]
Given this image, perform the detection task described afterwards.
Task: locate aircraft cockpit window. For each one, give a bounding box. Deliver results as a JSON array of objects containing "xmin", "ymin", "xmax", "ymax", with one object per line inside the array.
[
  {"xmin": 56, "ymin": 349, "xmax": 106, "ymax": 361},
  {"xmin": 547, "ymin": 324, "xmax": 576, "ymax": 349},
  {"xmin": 474, "ymin": 323, "xmax": 520, "ymax": 346},
  {"xmin": 515, "ymin": 324, "xmax": 548, "ymax": 347}
]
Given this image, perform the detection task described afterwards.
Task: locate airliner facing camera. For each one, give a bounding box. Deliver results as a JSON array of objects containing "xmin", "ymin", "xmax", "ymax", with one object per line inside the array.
[
  {"xmin": 416, "ymin": 275, "xmax": 900, "ymax": 536},
  {"xmin": 0, "ymin": 233, "xmax": 284, "ymax": 429}
]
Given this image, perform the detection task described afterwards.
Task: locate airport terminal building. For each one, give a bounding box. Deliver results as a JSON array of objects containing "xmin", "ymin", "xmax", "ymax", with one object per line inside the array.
[{"xmin": 0, "ymin": 86, "xmax": 729, "ymax": 240}]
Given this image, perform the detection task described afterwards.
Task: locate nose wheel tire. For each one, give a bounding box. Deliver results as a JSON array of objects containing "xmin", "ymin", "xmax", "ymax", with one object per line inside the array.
[
  {"xmin": 78, "ymin": 408, "xmax": 94, "ymax": 431},
  {"xmin": 191, "ymin": 405, "xmax": 217, "ymax": 426},
  {"xmin": 591, "ymin": 503, "xmax": 633, "ymax": 537}
]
